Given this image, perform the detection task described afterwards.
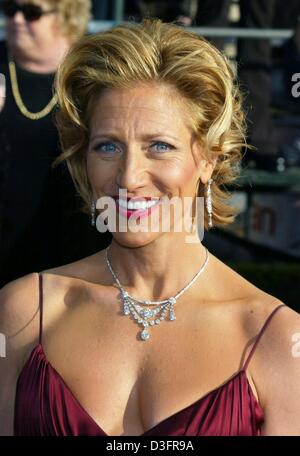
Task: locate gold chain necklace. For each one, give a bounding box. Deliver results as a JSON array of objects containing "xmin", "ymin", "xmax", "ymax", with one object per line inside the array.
[{"xmin": 8, "ymin": 56, "xmax": 57, "ymax": 120}]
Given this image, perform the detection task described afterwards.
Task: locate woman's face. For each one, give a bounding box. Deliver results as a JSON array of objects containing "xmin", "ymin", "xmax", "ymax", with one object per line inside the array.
[
  {"xmin": 87, "ymin": 83, "xmax": 214, "ymax": 248},
  {"xmin": 6, "ymin": 0, "xmax": 62, "ymax": 54}
]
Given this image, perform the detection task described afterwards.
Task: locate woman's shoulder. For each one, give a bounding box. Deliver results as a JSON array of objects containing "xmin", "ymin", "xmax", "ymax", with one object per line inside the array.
[
  {"xmin": 0, "ymin": 272, "xmax": 41, "ymax": 372},
  {"xmin": 241, "ymin": 293, "xmax": 300, "ymax": 434},
  {"xmin": 0, "ymin": 273, "xmax": 40, "ymax": 436},
  {"xmin": 206, "ymin": 252, "xmax": 296, "ymax": 338},
  {"xmin": 41, "ymin": 249, "xmax": 110, "ymax": 289},
  {"xmin": 38, "ymin": 250, "xmax": 114, "ymax": 310},
  {"xmin": 227, "ymin": 265, "xmax": 300, "ymax": 391},
  {"xmin": 0, "ymin": 251, "xmax": 108, "ymax": 350}
]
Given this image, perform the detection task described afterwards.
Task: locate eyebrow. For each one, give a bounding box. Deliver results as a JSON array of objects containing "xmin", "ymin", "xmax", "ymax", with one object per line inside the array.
[{"xmin": 90, "ymin": 132, "xmax": 180, "ymax": 142}]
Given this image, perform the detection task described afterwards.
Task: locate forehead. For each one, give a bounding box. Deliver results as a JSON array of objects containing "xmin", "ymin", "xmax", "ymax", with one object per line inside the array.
[{"xmin": 90, "ymin": 83, "xmax": 193, "ymax": 130}]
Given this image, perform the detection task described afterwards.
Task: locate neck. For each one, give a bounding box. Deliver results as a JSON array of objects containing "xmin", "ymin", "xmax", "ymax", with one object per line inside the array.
[
  {"xmin": 107, "ymin": 233, "xmax": 210, "ymax": 302},
  {"xmin": 8, "ymin": 38, "xmax": 71, "ymax": 74}
]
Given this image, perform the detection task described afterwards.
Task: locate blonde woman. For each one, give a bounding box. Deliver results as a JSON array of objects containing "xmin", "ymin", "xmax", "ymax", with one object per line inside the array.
[
  {"xmin": 0, "ymin": 0, "xmax": 110, "ymax": 288},
  {"xmin": 1, "ymin": 19, "xmax": 300, "ymax": 436}
]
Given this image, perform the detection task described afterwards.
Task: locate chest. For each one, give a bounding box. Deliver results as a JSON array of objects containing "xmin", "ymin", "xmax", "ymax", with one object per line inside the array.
[{"xmin": 39, "ymin": 301, "xmax": 247, "ymax": 435}]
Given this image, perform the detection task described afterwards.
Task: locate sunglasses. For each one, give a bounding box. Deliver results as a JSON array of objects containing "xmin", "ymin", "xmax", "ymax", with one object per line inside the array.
[{"xmin": 1, "ymin": 0, "xmax": 57, "ymax": 21}]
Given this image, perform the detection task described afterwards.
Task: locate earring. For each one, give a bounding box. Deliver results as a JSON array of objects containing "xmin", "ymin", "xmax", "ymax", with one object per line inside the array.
[
  {"xmin": 206, "ymin": 178, "xmax": 213, "ymax": 228},
  {"xmin": 90, "ymin": 200, "xmax": 96, "ymax": 226},
  {"xmin": 191, "ymin": 179, "xmax": 201, "ymax": 228}
]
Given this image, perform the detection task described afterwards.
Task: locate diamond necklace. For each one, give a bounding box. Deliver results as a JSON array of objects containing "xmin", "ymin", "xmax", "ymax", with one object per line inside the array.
[{"xmin": 105, "ymin": 246, "xmax": 209, "ymax": 341}]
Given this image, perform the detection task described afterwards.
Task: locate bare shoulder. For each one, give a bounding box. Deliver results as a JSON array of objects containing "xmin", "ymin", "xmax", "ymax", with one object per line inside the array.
[
  {"xmin": 227, "ymin": 264, "xmax": 299, "ymax": 360},
  {"xmin": 0, "ymin": 273, "xmax": 41, "ymax": 355},
  {"xmin": 0, "ymin": 273, "xmax": 41, "ymax": 435},
  {"xmin": 251, "ymin": 298, "xmax": 300, "ymax": 435},
  {"xmin": 210, "ymin": 253, "xmax": 296, "ymax": 331},
  {"xmin": 226, "ymin": 267, "xmax": 300, "ymax": 435},
  {"xmin": 236, "ymin": 288, "xmax": 300, "ymax": 435},
  {"xmin": 207, "ymin": 252, "xmax": 291, "ymax": 330},
  {"xmin": 209, "ymin": 253, "xmax": 299, "ymax": 368},
  {"xmin": 0, "ymin": 249, "xmax": 107, "ymax": 356},
  {"xmin": 42, "ymin": 249, "xmax": 109, "ymax": 286},
  {"xmin": 247, "ymin": 292, "xmax": 300, "ymax": 372},
  {"xmin": 240, "ymin": 288, "xmax": 299, "ymax": 346}
]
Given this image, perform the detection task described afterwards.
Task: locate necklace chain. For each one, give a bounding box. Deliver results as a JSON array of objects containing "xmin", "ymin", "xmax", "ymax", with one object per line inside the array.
[
  {"xmin": 105, "ymin": 246, "xmax": 209, "ymax": 341},
  {"xmin": 8, "ymin": 56, "xmax": 57, "ymax": 120}
]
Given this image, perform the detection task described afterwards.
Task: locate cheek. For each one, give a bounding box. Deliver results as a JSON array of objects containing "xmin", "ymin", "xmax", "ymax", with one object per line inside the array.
[
  {"xmin": 28, "ymin": 23, "xmax": 45, "ymax": 40},
  {"xmin": 33, "ymin": 19, "xmax": 57, "ymax": 40},
  {"xmin": 158, "ymin": 162, "xmax": 198, "ymax": 191},
  {"xmin": 50, "ymin": 16, "xmax": 63, "ymax": 34},
  {"xmin": 86, "ymin": 156, "xmax": 113, "ymax": 190}
]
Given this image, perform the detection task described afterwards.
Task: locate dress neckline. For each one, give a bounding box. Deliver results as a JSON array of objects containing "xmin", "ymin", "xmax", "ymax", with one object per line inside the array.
[{"xmin": 16, "ymin": 342, "xmax": 265, "ymax": 437}]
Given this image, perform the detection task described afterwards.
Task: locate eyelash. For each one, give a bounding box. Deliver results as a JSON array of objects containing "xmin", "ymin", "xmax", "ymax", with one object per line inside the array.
[{"xmin": 92, "ymin": 141, "xmax": 174, "ymax": 154}]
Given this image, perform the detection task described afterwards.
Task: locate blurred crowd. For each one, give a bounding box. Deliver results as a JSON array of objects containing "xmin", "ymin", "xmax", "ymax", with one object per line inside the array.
[{"xmin": 0, "ymin": 0, "xmax": 300, "ymax": 287}]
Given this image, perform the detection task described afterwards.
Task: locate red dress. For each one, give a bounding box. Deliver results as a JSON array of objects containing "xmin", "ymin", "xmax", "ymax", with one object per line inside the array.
[{"xmin": 14, "ymin": 273, "xmax": 286, "ymax": 436}]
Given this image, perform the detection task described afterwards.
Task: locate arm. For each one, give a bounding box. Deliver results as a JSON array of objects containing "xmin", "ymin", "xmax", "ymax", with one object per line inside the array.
[
  {"xmin": 0, "ymin": 273, "xmax": 40, "ymax": 435},
  {"xmin": 260, "ymin": 304, "xmax": 300, "ymax": 436}
]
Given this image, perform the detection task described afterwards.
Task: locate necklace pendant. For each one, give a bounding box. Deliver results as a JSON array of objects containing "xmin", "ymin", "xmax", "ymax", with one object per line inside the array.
[
  {"xmin": 168, "ymin": 298, "xmax": 176, "ymax": 321},
  {"xmin": 123, "ymin": 297, "xmax": 131, "ymax": 315},
  {"xmin": 140, "ymin": 308, "xmax": 153, "ymax": 319},
  {"xmin": 140, "ymin": 328, "xmax": 150, "ymax": 341},
  {"xmin": 169, "ymin": 308, "xmax": 176, "ymax": 321},
  {"xmin": 123, "ymin": 305, "xmax": 130, "ymax": 315}
]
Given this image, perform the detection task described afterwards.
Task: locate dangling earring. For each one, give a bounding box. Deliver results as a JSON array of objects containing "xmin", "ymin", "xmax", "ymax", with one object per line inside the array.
[
  {"xmin": 90, "ymin": 200, "xmax": 96, "ymax": 226},
  {"xmin": 206, "ymin": 178, "xmax": 213, "ymax": 228},
  {"xmin": 191, "ymin": 179, "xmax": 201, "ymax": 229}
]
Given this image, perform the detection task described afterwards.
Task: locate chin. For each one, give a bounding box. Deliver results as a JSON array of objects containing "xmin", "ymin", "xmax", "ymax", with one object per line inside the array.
[{"xmin": 110, "ymin": 230, "xmax": 161, "ymax": 249}]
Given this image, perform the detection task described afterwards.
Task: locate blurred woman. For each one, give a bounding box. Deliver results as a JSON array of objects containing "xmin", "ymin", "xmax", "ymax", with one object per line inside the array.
[{"xmin": 0, "ymin": 0, "xmax": 111, "ymax": 287}]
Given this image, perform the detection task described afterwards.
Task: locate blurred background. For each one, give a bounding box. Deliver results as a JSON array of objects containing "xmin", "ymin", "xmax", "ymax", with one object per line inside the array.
[{"xmin": 0, "ymin": 0, "xmax": 299, "ymax": 310}]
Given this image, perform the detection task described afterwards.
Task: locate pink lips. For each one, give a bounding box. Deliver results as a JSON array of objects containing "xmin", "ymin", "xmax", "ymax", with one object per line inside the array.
[{"xmin": 115, "ymin": 198, "xmax": 162, "ymax": 219}]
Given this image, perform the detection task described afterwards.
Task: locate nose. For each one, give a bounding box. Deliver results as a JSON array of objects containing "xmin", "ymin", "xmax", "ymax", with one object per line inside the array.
[
  {"xmin": 10, "ymin": 10, "xmax": 26, "ymax": 24},
  {"xmin": 115, "ymin": 151, "xmax": 148, "ymax": 193}
]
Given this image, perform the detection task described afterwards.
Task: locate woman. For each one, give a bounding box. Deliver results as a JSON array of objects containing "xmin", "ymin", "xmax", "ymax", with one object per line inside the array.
[
  {"xmin": 1, "ymin": 19, "xmax": 300, "ymax": 436},
  {"xmin": 0, "ymin": 0, "xmax": 111, "ymax": 288}
]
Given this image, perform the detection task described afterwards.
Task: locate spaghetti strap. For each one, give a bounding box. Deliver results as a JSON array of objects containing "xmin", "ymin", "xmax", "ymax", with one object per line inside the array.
[
  {"xmin": 242, "ymin": 303, "xmax": 286, "ymax": 371},
  {"xmin": 38, "ymin": 273, "xmax": 44, "ymax": 345}
]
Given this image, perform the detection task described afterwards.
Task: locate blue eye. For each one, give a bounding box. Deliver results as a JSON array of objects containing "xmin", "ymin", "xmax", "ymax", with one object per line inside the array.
[
  {"xmin": 151, "ymin": 142, "xmax": 173, "ymax": 152},
  {"xmin": 93, "ymin": 142, "xmax": 118, "ymax": 153},
  {"xmin": 91, "ymin": 140, "xmax": 173, "ymax": 154}
]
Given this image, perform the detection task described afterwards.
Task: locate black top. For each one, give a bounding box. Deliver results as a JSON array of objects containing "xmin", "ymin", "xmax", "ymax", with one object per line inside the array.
[{"xmin": 0, "ymin": 41, "xmax": 111, "ymax": 287}]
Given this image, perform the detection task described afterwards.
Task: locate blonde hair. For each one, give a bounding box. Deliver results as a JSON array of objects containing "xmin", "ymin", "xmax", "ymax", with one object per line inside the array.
[
  {"xmin": 54, "ymin": 19, "xmax": 249, "ymax": 229},
  {"xmin": 46, "ymin": 0, "xmax": 91, "ymax": 42}
]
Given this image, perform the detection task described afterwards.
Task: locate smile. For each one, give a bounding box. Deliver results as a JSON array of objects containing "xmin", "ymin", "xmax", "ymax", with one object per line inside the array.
[
  {"xmin": 115, "ymin": 198, "xmax": 162, "ymax": 219},
  {"xmin": 117, "ymin": 198, "xmax": 161, "ymax": 210}
]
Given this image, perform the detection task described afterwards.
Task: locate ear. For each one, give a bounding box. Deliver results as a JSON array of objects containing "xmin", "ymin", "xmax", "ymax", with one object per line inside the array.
[
  {"xmin": 191, "ymin": 138, "xmax": 217, "ymax": 184},
  {"xmin": 198, "ymin": 156, "xmax": 217, "ymax": 184}
]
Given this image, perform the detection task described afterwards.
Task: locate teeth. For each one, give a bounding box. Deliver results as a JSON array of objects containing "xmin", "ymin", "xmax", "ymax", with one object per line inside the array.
[{"xmin": 118, "ymin": 199, "xmax": 160, "ymax": 210}]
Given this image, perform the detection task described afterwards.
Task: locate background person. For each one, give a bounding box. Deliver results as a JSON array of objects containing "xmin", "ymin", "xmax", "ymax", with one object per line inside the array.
[{"xmin": 0, "ymin": 0, "xmax": 111, "ymax": 288}]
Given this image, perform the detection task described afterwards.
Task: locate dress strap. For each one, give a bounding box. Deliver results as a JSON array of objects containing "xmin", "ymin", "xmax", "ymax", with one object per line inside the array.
[
  {"xmin": 242, "ymin": 303, "xmax": 286, "ymax": 371},
  {"xmin": 38, "ymin": 273, "xmax": 44, "ymax": 345}
]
